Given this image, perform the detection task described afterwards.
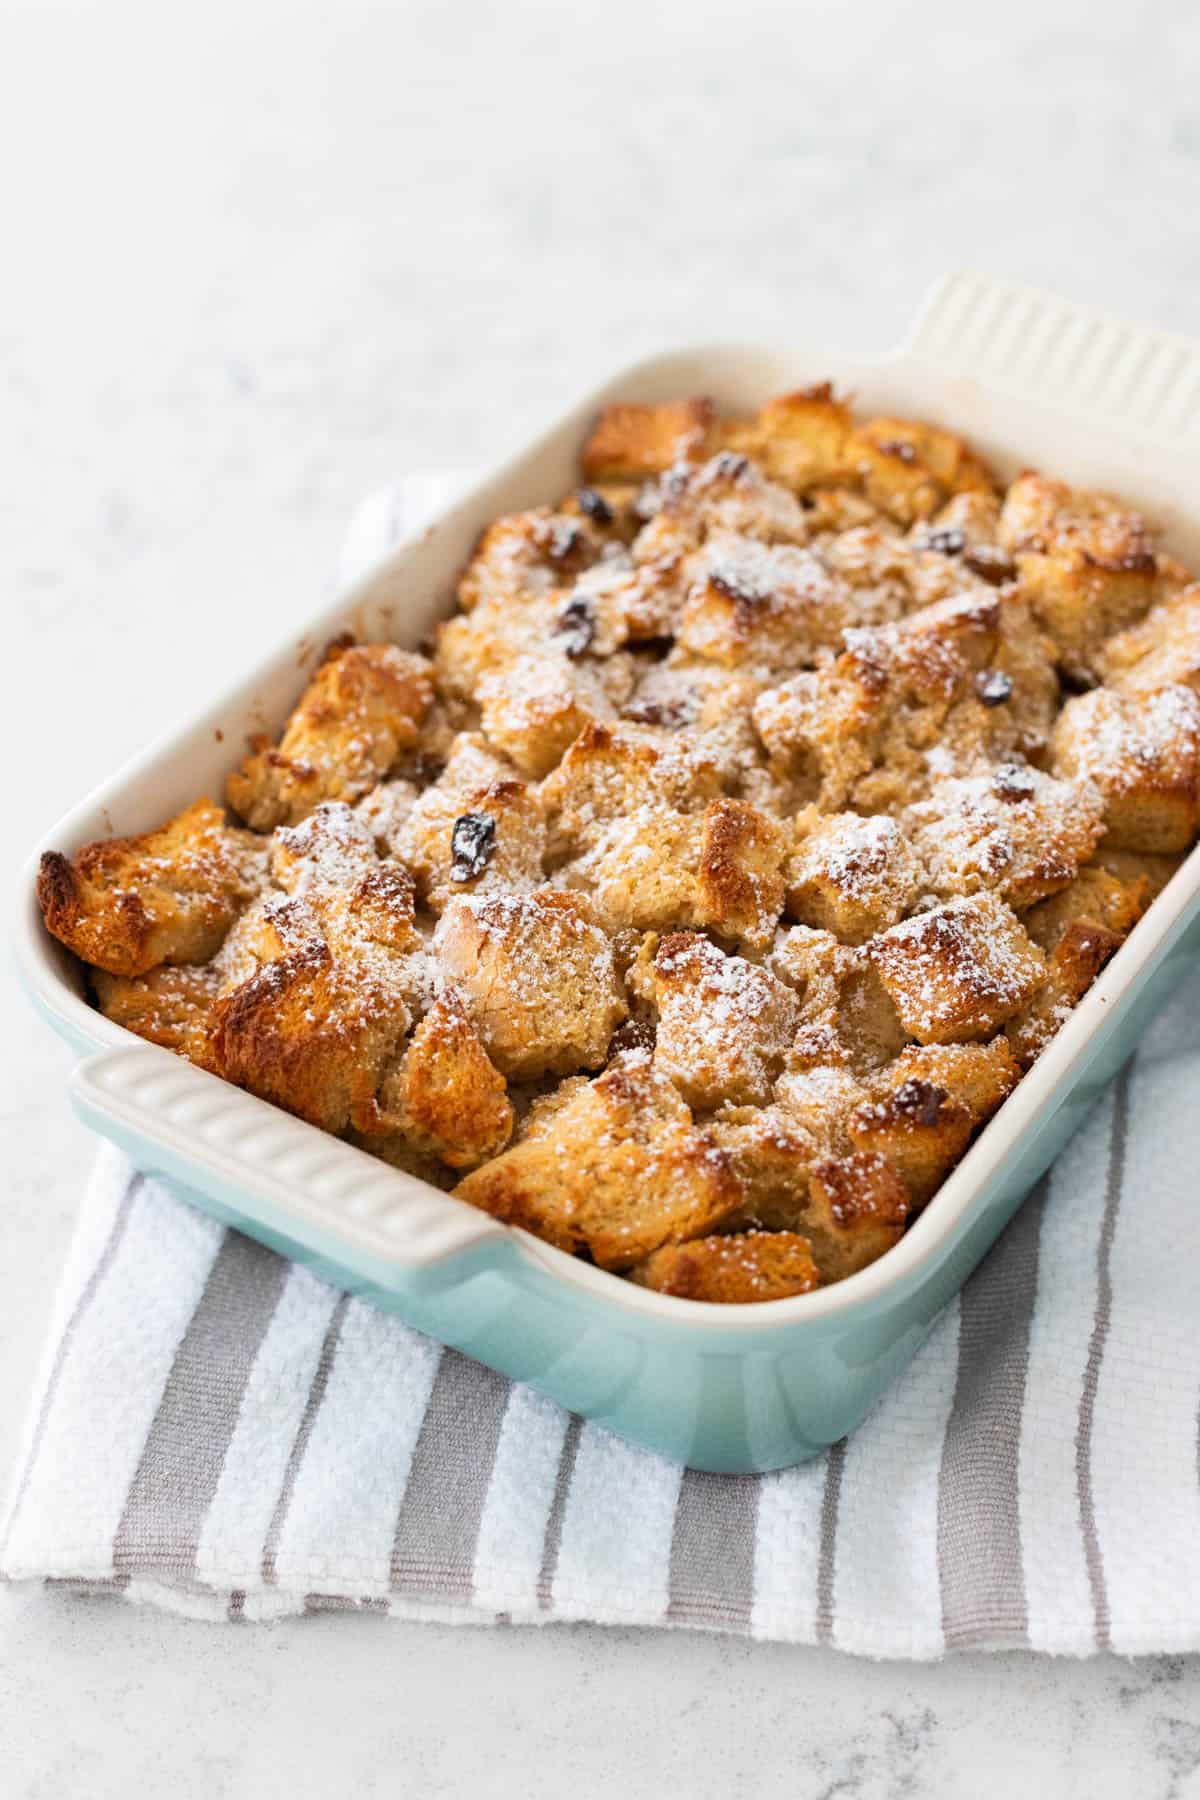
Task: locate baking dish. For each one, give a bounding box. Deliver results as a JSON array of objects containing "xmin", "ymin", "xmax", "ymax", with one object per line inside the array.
[{"xmin": 16, "ymin": 271, "xmax": 1200, "ymax": 1473}]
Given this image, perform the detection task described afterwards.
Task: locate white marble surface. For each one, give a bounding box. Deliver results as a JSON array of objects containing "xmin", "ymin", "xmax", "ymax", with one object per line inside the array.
[{"xmin": 3, "ymin": 0, "xmax": 1200, "ymax": 1792}]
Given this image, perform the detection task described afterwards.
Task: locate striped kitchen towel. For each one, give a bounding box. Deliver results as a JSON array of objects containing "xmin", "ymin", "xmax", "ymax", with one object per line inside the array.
[{"xmin": 4, "ymin": 475, "xmax": 1200, "ymax": 1656}]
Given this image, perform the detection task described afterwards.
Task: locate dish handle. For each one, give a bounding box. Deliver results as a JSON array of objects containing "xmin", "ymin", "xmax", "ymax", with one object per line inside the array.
[
  {"xmin": 68, "ymin": 1044, "xmax": 510, "ymax": 1268},
  {"xmin": 904, "ymin": 269, "xmax": 1200, "ymax": 449}
]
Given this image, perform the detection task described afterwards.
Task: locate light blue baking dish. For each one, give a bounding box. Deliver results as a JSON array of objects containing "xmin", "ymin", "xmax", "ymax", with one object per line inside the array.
[{"xmin": 16, "ymin": 272, "xmax": 1200, "ymax": 1471}]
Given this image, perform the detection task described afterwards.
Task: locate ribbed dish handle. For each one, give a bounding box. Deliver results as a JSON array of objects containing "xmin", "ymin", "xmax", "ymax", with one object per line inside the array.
[
  {"xmin": 70, "ymin": 1045, "xmax": 508, "ymax": 1267},
  {"xmin": 906, "ymin": 270, "xmax": 1200, "ymax": 447}
]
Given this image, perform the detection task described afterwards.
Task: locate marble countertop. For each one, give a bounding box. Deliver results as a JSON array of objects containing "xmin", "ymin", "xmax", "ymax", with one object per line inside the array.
[{"xmin": 3, "ymin": 0, "xmax": 1200, "ymax": 1791}]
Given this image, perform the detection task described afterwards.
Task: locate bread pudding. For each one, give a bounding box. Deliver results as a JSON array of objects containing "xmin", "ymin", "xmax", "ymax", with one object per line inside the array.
[{"xmin": 39, "ymin": 386, "xmax": 1200, "ymax": 1304}]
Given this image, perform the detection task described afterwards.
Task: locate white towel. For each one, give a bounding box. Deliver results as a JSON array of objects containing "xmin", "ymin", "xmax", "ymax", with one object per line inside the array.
[{"xmin": 4, "ymin": 474, "xmax": 1200, "ymax": 1656}]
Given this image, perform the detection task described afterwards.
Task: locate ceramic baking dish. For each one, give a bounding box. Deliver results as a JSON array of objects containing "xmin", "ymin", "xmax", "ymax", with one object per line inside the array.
[{"xmin": 16, "ymin": 271, "xmax": 1200, "ymax": 1472}]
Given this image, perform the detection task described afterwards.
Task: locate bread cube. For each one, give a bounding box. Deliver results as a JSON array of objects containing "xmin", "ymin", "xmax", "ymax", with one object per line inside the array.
[
  {"xmin": 227, "ymin": 641, "xmax": 433, "ymax": 830},
  {"xmin": 847, "ymin": 1035, "xmax": 1021, "ymax": 1203},
  {"xmin": 457, "ymin": 507, "xmax": 605, "ymax": 614},
  {"xmin": 705, "ymin": 1104, "xmax": 816, "ymax": 1231},
  {"xmin": 434, "ymin": 890, "xmax": 626, "ymax": 1080},
  {"xmin": 785, "ymin": 808, "xmax": 922, "ymax": 943},
  {"xmin": 1101, "ymin": 583, "xmax": 1200, "ymax": 696},
  {"xmin": 397, "ymin": 734, "xmax": 546, "ymax": 911},
  {"xmin": 541, "ymin": 719, "xmax": 722, "ymax": 858},
  {"xmin": 998, "ymin": 473, "xmax": 1165, "ymax": 675},
  {"xmin": 694, "ymin": 798, "xmax": 787, "ymax": 950},
  {"xmin": 869, "ymin": 893, "xmax": 1045, "ymax": 1043},
  {"xmin": 476, "ymin": 648, "xmax": 634, "ymax": 778},
  {"xmin": 769, "ymin": 926, "xmax": 908, "ymax": 1070},
  {"xmin": 1022, "ymin": 863, "xmax": 1152, "ymax": 954},
  {"xmin": 453, "ymin": 1051, "xmax": 742, "ymax": 1268},
  {"xmin": 675, "ymin": 533, "xmax": 851, "ymax": 671},
  {"xmin": 649, "ymin": 932, "xmax": 799, "ymax": 1109},
  {"xmin": 270, "ymin": 801, "xmax": 380, "ymax": 896},
  {"xmin": 566, "ymin": 807, "xmax": 705, "ymax": 932},
  {"xmin": 1006, "ymin": 919, "xmax": 1125, "ymax": 1067},
  {"xmin": 582, "ymin": 398, "xmax": 715, "ymax": 480},
  {"xmin": 629, "ymin": 1231, "xmax": 819, "ymax": 1303},
  {"xmin": 713, "ymin": 384, "xmax": 854, "ymax": 492},
  {"xmin": 805, "ymin": 1152, "xmax": 910, "ymax": 1279},
  {"xmin": 371, "ymin": 994, "xmax": 513, "ymax": 1169},
  {"xmin": 38, "ymin": 800, "xmax": 266, "ymax": 979},
  {"xmin": 905, "ymin": 764, "xmax": 1105, "ymax": 910},
  {"xmin": 846, "ymin": 415, "xmax": 996, "ymax": 525},
  {"xmin": 93, "ymin": 964, "xmax": 219, "ymax": 1064},
  {"xmin": 1051, "ymin": 684, "xmax": 1200, "ymax": 853}
]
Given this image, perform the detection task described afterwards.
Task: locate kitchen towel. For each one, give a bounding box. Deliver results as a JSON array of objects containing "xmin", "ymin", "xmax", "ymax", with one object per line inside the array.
[{"xmin": 4, "ymin": 473, "xmax": 1200, "ymax": 1658}]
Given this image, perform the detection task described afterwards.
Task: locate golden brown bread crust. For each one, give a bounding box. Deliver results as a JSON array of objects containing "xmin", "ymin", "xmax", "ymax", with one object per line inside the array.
[
  {"xmin": 227, "ymin": 640, "xmax": 433, "ymax": 830},
  {"xmin": 629, "ymin": 1231, "xmax": 820, "ymax": 1302},
  {"xmin": 453, "ymin": 1052, "xmax": 742, "ymax": 1269},
  {"xmin": 41, "ymin": 382, "xmax": 1200, "ymax": 1302},
  {"xmin": 372, "ymin": 994, "xmax": 513, "ymax": 1169},
  {"xmin": 38, "ymin": 800, "xmax": 264, "ymax": 978}
]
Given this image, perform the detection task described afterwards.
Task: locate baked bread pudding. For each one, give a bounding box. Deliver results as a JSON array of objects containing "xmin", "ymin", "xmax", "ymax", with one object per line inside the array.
[{"xmin": 39, "ymin": 387, "xmax": 1200, "ymax": 1303}]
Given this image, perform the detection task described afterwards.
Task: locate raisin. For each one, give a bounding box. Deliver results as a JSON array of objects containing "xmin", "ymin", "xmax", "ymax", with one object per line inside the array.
[
  {"xmin": 962, "ymin": 545, "xmax": 1016, "ymax": 585},
  {"xmin": 449, "ymin": 812, "xmax": 497, "ymax": 882},
  {"xmin": 576, "ymin": 487, "xmax": 613, "ymax": 526},
  {"xmin": 554, "ymin": 595, "xmax": 596, "ymax": 659},
  {"xmin": 923, "ymin": 526, "xmax": 966, "ymax": 556},
  {"xmin": 975, "ymin": 669, "xmax": 1013, "ymax": 707},
  {"xmin": 891, "ymin": 1079, "xmax": 948, "ymax": 1127}
]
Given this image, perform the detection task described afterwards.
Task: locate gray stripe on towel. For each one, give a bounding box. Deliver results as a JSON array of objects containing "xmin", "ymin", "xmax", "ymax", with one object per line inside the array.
[
  {"xmin": 113, "ymin": 1230, "xmax": 289, "ymax": 1580},
  {"xmin": 1076, "ymin": 1062, "xmax": 1133, "ymax": 1651},
  {"xmin": 537, "ymin": 1414, "xmax": 582, "ymax": 1608},
  {"xmin": 666, "ymin": 1469, "xmax": 760, "ymax": 1628},
  {"xmin": 937, "ymin": 1175, "xmax": 1047, "ymax": 1649},
  {"xmin": 814, "ymin": 1438, "xmax": 847, "ymax": 1646},
  {"xmin": 389, "ymin": 1351, "xmax": 511, "ymax": 1604}
]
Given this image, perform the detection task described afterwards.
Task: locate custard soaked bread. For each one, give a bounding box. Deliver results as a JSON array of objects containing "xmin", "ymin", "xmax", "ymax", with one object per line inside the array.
[{"xmin": 40, "ymin": 386, "xmax": 1200, "ymax": 1299}]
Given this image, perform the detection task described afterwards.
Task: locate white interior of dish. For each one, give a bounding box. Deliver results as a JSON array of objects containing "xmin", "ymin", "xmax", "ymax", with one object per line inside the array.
[{"xmin": 18, "ymin": 273, "xmax": 1200, "ymax": 1329}]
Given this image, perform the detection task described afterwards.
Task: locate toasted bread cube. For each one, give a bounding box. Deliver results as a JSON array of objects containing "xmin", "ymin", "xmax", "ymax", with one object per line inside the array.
[
  {"xmin": 769, "ymin": 927, "xmax": 907, "ymax": 1071},
  {"xmin": 92, "ymin": 964, "xmax": 219, "ymax": 1064},
  {"xmin": 371, "ymin": 994, "xmax": 513, "ymax": 1169},
  {"xmin": 675, "ymin": 534, "xmax": 850, "ymax": 671},
  {"xmin": 1050, "ymin": 684, "xmax": 1200, "ymax": 853},
  {"xmin": 773, "ymin": 1061, "xmax": 873, "ymax": 1156},
  {"xmin": 37, "ymin": 800, "xmax": 265, "ymax": 979},
  {"xmin": 629, "ymin": 1231, "xmax": 819, "ymax": 1303},
  {"xmin": 650, "ymin": 932, "xmax": 799, "ymax": 1109},
  {"xmin": 1101, "ymin": 583, "xmax": 1200, "ymax": 696},
  {"xmin": 457, "ymin": 507, "xmax": 604, "ymax": 613},
  {"xmin": 716, "ymin": 385, "xmax": 855, "ymax": 493},
  {"xmin": 582, "ymin": 398, "xmax": 714, "ymax": 480},
  {"xmin": 805, "ymin": 1152, "xmax": 910, "ymax": 1280},
  {"xmin": 905, "ymin": 764, "xmax": 1105, "ymax": 911},
  {"xmin": 695, "ymin": 798, "xmax": 787, "ymax": 950},
  {"xmin": 208, "ymin": 933, "xmax": 415, "ymax": 1134},
  {"xmin": 847, "ymin": 416, "xmax": 996, "ymax": 525},
  {"xmin": 434, "ymin": 890, "xmax": 626, "ymax": 1080},
  {"xmin": 785, "ymin": 808, "xmax": 921, "ymax": 943},
  {"xmin": 453, "ymin": 1051, "xmax": 742, "ymax": 1268},
  {"xmin": 847, "ymin": 1036, "xmax": 1019, "ymax": 1212},
  {"xmin": 567, "ymin": 807, "xmax": 705, "ymax": 932},
  {"xmin": 998, "ymin": 473, "xmax": 1164, "ymax": 674},
  {"xmin": 541, "ymin": 719, "xmax": 722, "ymax": 858},
  {"xmin": 476, "ymin": 649, "xmax": 634, "ymax": 779},
  {"xmin": 1006, "ymin": 918, "xmax": 1125, "ymax": 1066},
  {"xmin": 1022, "ymin": 863, "xmax": 1152, "ymax": 954},
  {"xmin": 869, "ymin": 893, "xmax": 1045, "ymax": 1044},
  {"xmin": 396, "ymin": 735, "xmax": 546, "ymax": 911},
  {"xmin": 227, "ymin": 642, "xmax": 433, "ymax": 831},
  {"xmin": 706, "ymin": 1105, "xmax": 816, "ymax": 1232},
  {"xmin": 353, "ymin": 778, "xmax": 420, "ymax": 857},
  {"xmin": 270, "ymin": 801, "xmax": 380, "ymax": 896}
]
